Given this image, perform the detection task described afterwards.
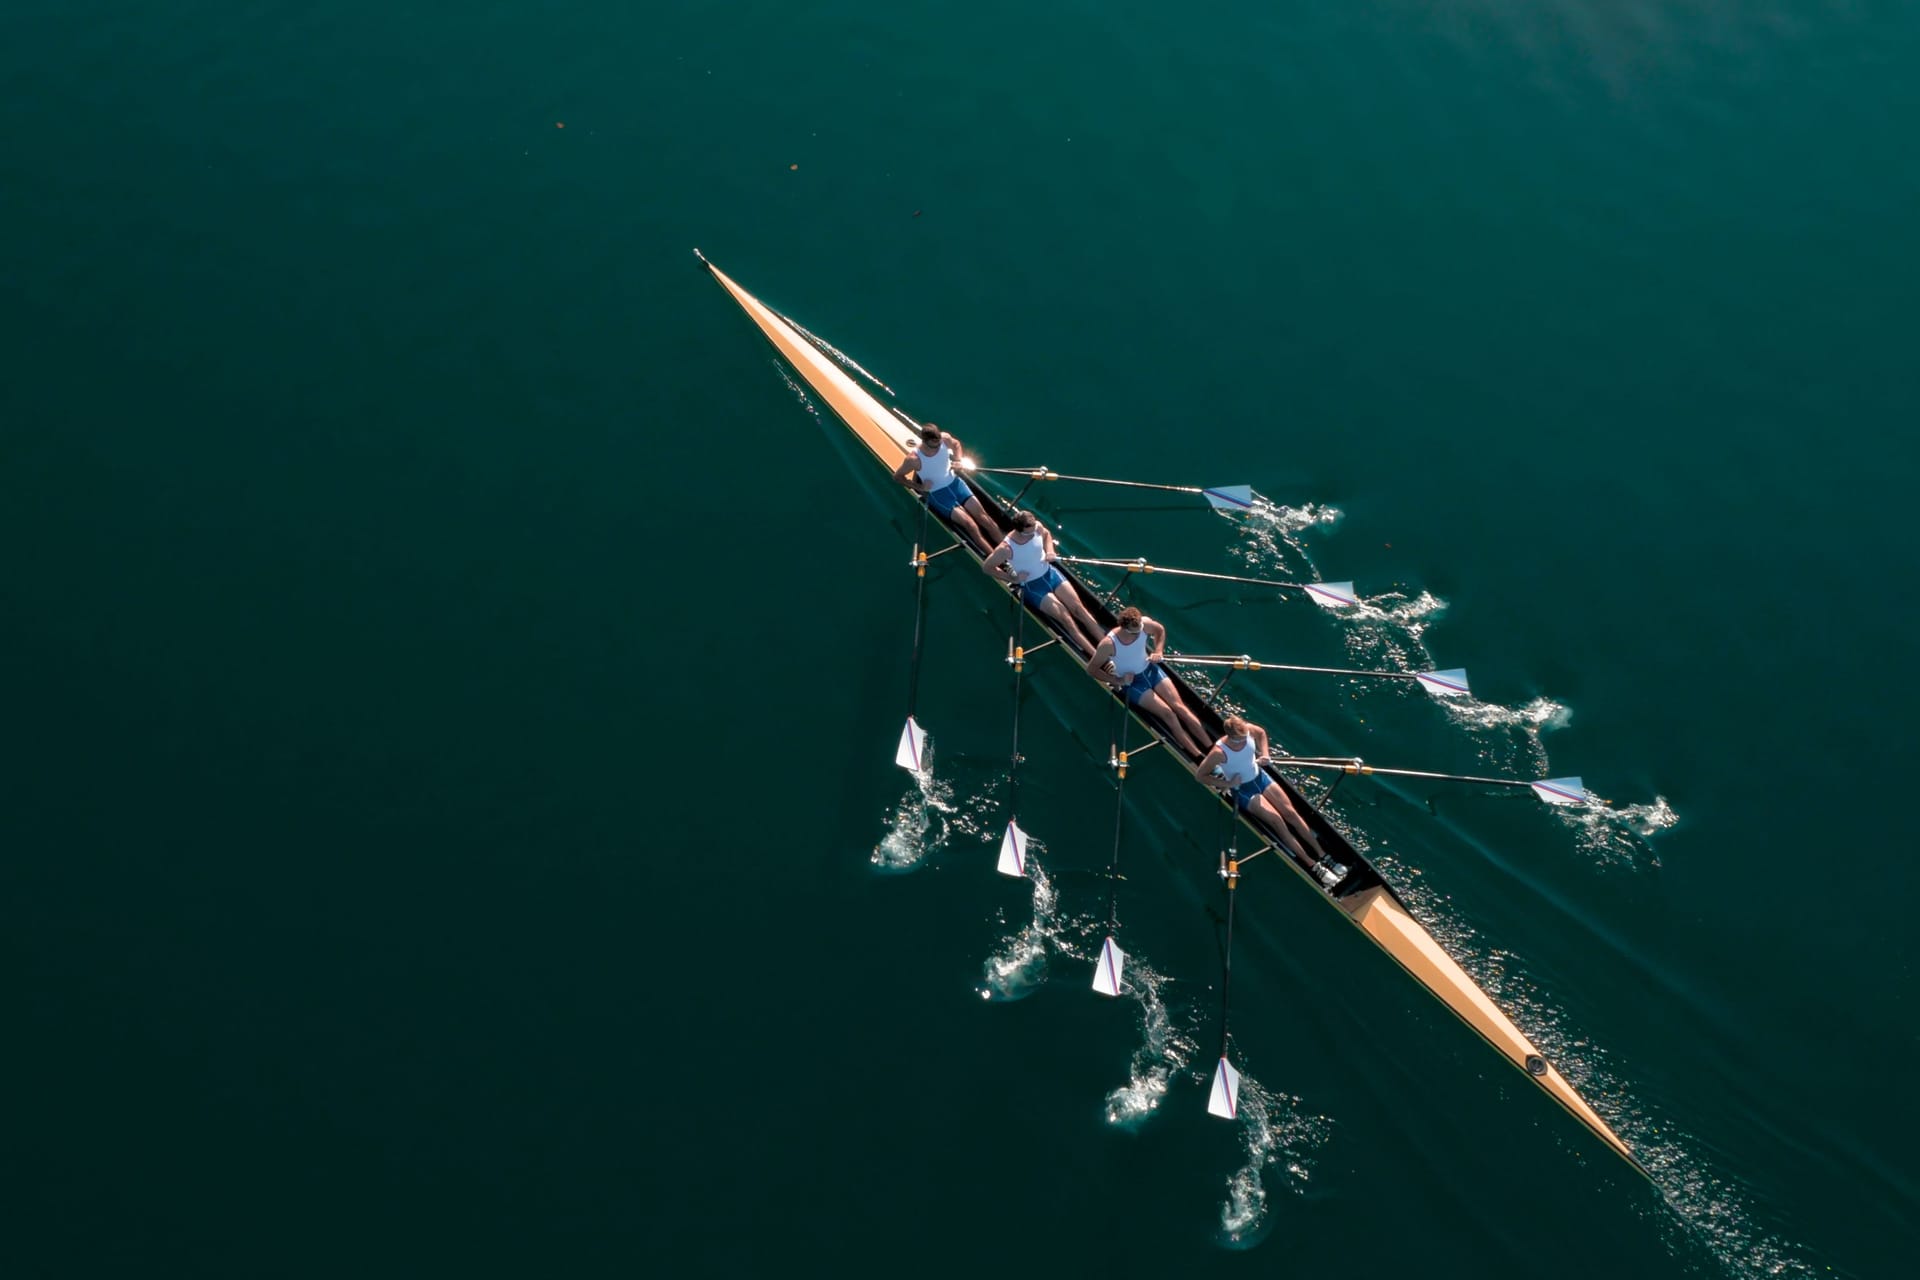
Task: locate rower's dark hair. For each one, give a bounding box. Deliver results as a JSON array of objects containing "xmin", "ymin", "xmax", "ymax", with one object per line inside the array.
[
  {"xmin": 1117, "ymin": 606, "xmax": 1142, "ymax": 627},
  {"xmin": 919, "ymin": 424, "xmax": 941, "ymax": 443},
  {"xmin": 1224, "ymin": 715, "xmax": 1248, "ymax": 735},
  {"xmin": 1011, "ymin": 510, "xmax": 1038, "ymax": 531}
]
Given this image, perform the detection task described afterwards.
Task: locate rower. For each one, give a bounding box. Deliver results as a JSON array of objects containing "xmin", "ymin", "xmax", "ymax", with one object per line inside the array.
[
  {"xmin": 892, "ymin": 423, "xmax": 1002, "ymax": 554},
  {"xmin": 1086, "ymin": 606, "xmax": 1210, "ymax": 758},
  {"xmin": 982, "ymin": 511, "xmax": 1105, "ymax": 657},
  {"xmin": 1196, "ymin": 715, "xmax": 1350, "ymax": 889}
]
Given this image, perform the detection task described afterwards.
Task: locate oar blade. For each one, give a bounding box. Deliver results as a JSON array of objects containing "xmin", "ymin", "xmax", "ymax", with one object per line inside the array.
[
  {"xmin": 1207, "ymin": 1056, "xmax": 1242, "ymax": 1119},
  {"xmin": 1092, "ymin": 937, "xmax": 1126, "ymax": 996},
  {"xmin": 894, "ymin": 717, "xmax": 928, "ymax": 773},
  {"xmin": 1201, "ymin": 485, "xmax": 1256, "ymax": 512},
  {"xmin": 996, "ymin": 820, "xmax": 1028, "ymax": 877},
  {"xmin": 1532, "ymin": 776, "xmax": 1588, "ymax": 805},
  {"xmin": 1416, "ymin": 668, "xmax": 1472, "ymax": 698},
  {"xmin": 1305, "ymin": 581, "xmax": 1359, "ymax": 610}
]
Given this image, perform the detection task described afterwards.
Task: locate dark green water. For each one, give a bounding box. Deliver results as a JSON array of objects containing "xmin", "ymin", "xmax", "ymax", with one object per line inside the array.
[{"xmin": 7, "ymin": 2, "xmax": 1916, "ymax": 1274}]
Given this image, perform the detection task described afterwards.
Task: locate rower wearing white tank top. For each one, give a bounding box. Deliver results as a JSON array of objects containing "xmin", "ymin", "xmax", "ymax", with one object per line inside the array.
[
  {"xmin": 982, "ymin": 511, "xmax": 1105, "ymax": 657},
  {"xmin": 891, "ymin": 423, "xmax": 1002, "ymax": 555},
  {"xmin": 1084, "ymin": 606, "xmax": 1211, "ymax": 758},
  {"xmin": 1195, "ymin": 715, "xmax": 1349, "ymax": 889}
]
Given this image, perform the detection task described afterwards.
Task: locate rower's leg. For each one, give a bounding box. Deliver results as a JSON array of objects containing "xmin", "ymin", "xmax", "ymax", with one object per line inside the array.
[
  {"xmin": 1144, "ymin": 689, "xmax": 1205, "ymax": 757},
  {"xmin": 1035, "ymin": 595, "xmax": 1093, "ymax": 656},
  {"xmin": 948, "ymin": 506, "xmax": 993, "ymax": 555},
  {"xmin": 964, "ymin": 497, "xmax": 1004, "ymax": 548},
  {"xmin": 1265, "ymin": 786, "xmax": 1329, "ymax": 861},
  {"xmin": 1163, "ymin": 686, "xmax": 1210, "ymax": 749},
  {"xmin": 1246, "ymin": 794, "xmax": 1309, "ymax": 861},
  {"xmin": 1058, "ymin": 583, "xmax": 1106, "ymax": 654}
]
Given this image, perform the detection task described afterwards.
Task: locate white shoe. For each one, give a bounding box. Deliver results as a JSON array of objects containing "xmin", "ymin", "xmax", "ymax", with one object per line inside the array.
[{"xmin": 1313, "ymin": 859, "xmax": 1349, "ymax": 889}]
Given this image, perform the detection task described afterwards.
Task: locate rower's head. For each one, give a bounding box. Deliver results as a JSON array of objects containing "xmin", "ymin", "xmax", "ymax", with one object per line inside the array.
[
  {"xmin": 1116, "ymin": 606, "xmax": 1143, "ymax": 635},
  {"xmin": 918, "ymin": 425, "xmax": 942, "ymax": 449},
  {"xmin": 1224, "ymin": 715, "xmax": 1249, "ymax": 740},
  {"xmin": 1010, "ymin": 510, "xmax": 1038, "ymax": 533}
]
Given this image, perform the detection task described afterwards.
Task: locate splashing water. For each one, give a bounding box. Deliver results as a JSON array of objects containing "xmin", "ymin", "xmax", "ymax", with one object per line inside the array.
[
  {"xmin": 1344, "ymin": 587, "xmax": 1450, "ymax": 639},
  {"xmin": 871, "ymin": 763, "xmax": 956, "ymax": 871},
  {"xmin": 1214, "ymin": 1073, "xmax": 1334, "ymax": 1250},
  {"xmin": 1246, "ymin": 500, "xmax": 1343, "ymax": 542},
  {"xmin": 1102, "ymin": 958, "xmax": 1198, "ymax": 1129},
  {"xmin": 1558, "ymin": 794, "xmax": 1679, "ymax": 869},
  {"xmin": 979, "ymin": 846, "xmax": 1056, "ymax": 1001},
  {"xmin": 1439, "ymin": 694, "xmax": 1571, "ymax": 776}
]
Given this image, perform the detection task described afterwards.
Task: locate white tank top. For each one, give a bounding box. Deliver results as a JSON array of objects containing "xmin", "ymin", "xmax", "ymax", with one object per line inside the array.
[
  {"xmin": 916, "ymin": 439, "xmax": 954, "ymax": 490},
  {"xmin": 1007, "ymin": 532, "xmax": 1048, "ymax": 582},
  {"xmin": 1218, "ymin": 735, "xmax": 1260, "ymax": 786},
  {"xmin": 1110, "ymin": 627, "xmax": 1150, "ymax": 677}
]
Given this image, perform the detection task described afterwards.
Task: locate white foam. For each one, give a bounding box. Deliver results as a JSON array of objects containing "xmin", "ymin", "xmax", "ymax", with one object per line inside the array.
[
  {"xmin": 1101, "ymin": 957, "xmax": 1196, "ymax": 1129},
  {"xmin": 869, "ymin": 758, "xmax": 955, "ymax": 871},
  {"xmin": 1214, "ymin": 1073, "xmax": 1333, "ymax": 1249},
  {"xmin": 979, "ymin": 845, "xmax": 1056, "ymax": 1001}
]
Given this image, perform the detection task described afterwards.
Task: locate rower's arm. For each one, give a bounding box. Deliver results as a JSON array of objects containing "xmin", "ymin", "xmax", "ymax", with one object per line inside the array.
[
  {"xmin": 1039, "ymin": 525, "xmax": 1059, "ymax": 560},
  {"xmin": 943, "ymin": 431, "xmax": 966, "ymax": 464},
  {"xmin": 1085, "ymin": 636, "xmax": 1116, "ymax": 681},
  {"xmin": 981, "ymin": 543, "xmax": 1012, "ymax": 578},
  {"xmin": 1195, "ymin": 745, "xmax": 1228, "ymax": 786},
  {"xmin": 1251, "ymin": 725, "xmax": 1272, "ymax": 761},
  {"xmin": 1144, "ymin": 616, "xmax": 1169, "ymax": 660},
  {"xmin": 892, "ymin": 452, "xmax": 918, "ymax": 485}
]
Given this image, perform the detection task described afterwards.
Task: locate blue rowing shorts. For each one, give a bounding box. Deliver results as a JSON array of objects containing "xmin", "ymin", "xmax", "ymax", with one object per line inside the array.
[
  {"xmin": 1121, "ymin": 662, "xmax": 1170, "ymax": 707},
  {"xmin": 926, "ymin": 476, "xmax": 974, "ymax": 518},
  {"xmin": 1017, "ymin": 565, "xmax": 1065, "ymax": 608},
  {"xmin": 1230, "ymin": 772, "xmax": 1270, "ymax": 811}
]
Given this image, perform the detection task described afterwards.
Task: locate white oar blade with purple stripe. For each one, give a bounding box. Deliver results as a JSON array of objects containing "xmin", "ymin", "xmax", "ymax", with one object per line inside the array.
[
  {"xmin": 1092, "ymin": 937, "xmax": 1126, "ymax": 996},
  {"xmin": 996, "ymin": 820, "xmax": 1028, "ymax": 877},
  {"xmin": 1207, "ymin": 1056, "xmax": 1242, "ymax": 1119},
  {"xmin": 1305, "ymin": 581, "xmax": 1359, "ymax": 610},
  {"xmin": 1201, "ymin": 485, "xmax": 1257, "ymax": 513},
  {"xmin": 894, "ymin": 717, "xmax": 928, "ymax": 773},
  {"xmin": 1532, "ymin": 777, "xmax": 1588, "ymax": 805},
  {"xmin": 1415, "ymin": 668, "xmax": 1471, "ymax": 698}
]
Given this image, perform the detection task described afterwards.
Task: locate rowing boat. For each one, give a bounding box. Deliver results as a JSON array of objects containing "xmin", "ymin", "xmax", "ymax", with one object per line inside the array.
[{"xmin": 696, "ymin": 250, "xmax": 1644, "ymax": 1176}]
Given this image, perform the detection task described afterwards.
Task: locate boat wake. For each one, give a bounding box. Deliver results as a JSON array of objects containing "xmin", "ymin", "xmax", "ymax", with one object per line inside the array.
[
  {"xmin": 1097, "ymin": 952, "xmax": 1197, "ymax": 1130},
  {"xmin": 871, "ymin": 760, "xmax": 956, "ymax": 871},
  {"xmin": 1374, "ymin": 869, "xmax": 1818, "ymax": 1278},
  {"xmin": 979, "ymin": 842, "xmax": 1056, "ymax": 1001},
  {"xmin": 1213, "ymin": 1071, "xmax": 1333, "ymax": 1251}
]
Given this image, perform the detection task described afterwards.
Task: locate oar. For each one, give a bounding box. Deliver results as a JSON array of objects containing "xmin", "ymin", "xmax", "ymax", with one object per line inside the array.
[
  {"xmin": 966, "ymin": 464, "xmax": 1267, "ymax": 515},
  {"xmin": 1275, "ymin": 756, "xmax": 1591, "ymax": 806},
  {"xmin": 894, "ymin": 502, "xmax": 932, "ymax": 773},
  {"xmin": 1057, "ymin": 555, "xmax": 1359, "ymax": 610},
  {"xmin": 1093, "ymin": 709, "xmax": 1132, "ymax": 996},
  {"xmin": 1208, "ymin": 844, "xmax": 1244, "ymax": 1120},
  {"xmin": 998, "ymin": 598, "xmax": 1031, "ymax": 877},
  {"xmin": 1168, "ymin": 653, "xmax": 1470, "ymax": 699}
]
